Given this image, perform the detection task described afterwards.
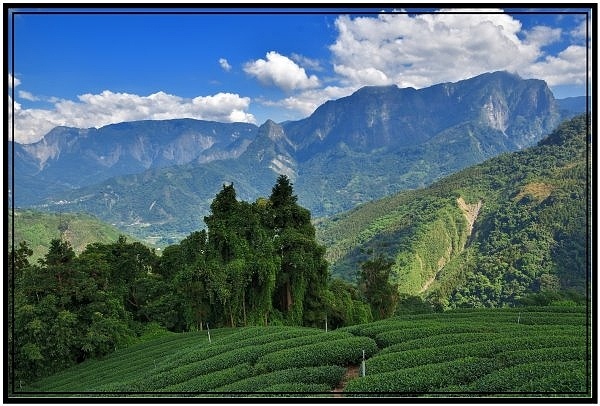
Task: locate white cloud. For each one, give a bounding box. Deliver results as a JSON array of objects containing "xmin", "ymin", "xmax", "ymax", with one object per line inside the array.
[
  {"xmin": 219, "ymin": 58, "xmax": 232, "ymax": 72},
  {"xmin": 524, "ymin": 26, "xmax": 562, "ymax": 47},
  {"xmin": 10, "ymin": 89, "xmax": 256, "ymax": 144},
  {"xmin": 570, "ymin": 19, "xmax": 588, "ymax": 40},
  {"xmin": 8, "ymin": 73, "xmax": 21, "ymax": 88},
  {"xmin": 244, "ymin": 51, "xmax": 321, "ymax": 91},
  {"xmin": 262, "ymin": 85, "xmax": 356, "ymax": 117},
  {"xmin": 328, "ymin": 12, "xmax": 587, "ymax": 91},
  {"xmin": 290, "ymin": 53, "xmax": 323, "ymax": 72},
  {"xmin": 17, "ymin": 90, "xmax": 40, "ymax": 101},
  {"xmin": 524, "ymin": 45, "xmax": 588, "ymax": 86}
]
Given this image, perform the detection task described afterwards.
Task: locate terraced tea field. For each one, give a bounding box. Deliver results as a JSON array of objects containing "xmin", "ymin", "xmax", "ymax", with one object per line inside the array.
[{"xmin": 18, "ymin": 306, "xmax": 590, "ymax": 398}]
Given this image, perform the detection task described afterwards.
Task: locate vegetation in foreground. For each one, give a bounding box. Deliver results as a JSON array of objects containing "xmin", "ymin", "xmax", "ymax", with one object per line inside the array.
[
  {"xmin": 16, "ymin": 306, "xmax": 589, "ymax": 398},
  {"xmin": 9, "ymin": 175, "xmax": 380, "ymax": 385}
]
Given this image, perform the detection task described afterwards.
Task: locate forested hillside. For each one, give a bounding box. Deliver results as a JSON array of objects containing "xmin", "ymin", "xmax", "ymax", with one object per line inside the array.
[
  {"xmin": 8, "ymin": 209, "xmax": 145, "ymax": 261},
  {"xmin": 9, "ymin": 176, "xmax": 373, "ymax": 384},
  {"xmin": 317, "ymin": 114, "xmax": 589, "ymax": 309}
]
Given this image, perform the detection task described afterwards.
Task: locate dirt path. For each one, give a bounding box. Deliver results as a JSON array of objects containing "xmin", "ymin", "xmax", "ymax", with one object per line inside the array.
[{"xmin": 332, "ymin": 364, "xmax": 360, "ymax": 397}]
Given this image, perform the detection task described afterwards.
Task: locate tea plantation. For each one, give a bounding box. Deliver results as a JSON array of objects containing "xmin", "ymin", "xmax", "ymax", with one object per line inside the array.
[{"xmin": 18, "ymin": 306, "xmax": 590, "ymax": 398}]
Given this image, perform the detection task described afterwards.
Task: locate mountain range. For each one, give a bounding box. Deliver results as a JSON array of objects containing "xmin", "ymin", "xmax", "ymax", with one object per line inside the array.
[{"xmin": 9, "ymin": 71, "xmax": 588, "ymax": 243}]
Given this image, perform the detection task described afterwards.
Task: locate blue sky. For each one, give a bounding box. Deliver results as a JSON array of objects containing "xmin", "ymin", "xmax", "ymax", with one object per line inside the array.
[{"xmin": 7, "ymin": 6, "xmax": 592, "ymax": 144}]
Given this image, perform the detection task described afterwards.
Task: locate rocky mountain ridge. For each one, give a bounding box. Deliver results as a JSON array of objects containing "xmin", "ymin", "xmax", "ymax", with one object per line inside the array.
[{"xmin": 9, "ymin": 71, "xmax": 586, "ymax": 242}]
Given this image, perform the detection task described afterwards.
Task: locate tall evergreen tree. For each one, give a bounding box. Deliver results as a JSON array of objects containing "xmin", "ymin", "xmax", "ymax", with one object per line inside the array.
[{"xmin": 269, "ymin": 175, "xmax": 329, "ymax": 326}]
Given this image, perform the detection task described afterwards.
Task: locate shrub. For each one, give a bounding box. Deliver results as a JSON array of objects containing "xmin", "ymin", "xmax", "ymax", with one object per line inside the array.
[
  {"xmin": 495, "ymin": 346, "xmax": 587, "ymax": 368},
  {"xmin": 468, "ymin": 360, "xmax": 586, "ymax": 392},
  {"xmin": 516, "ymin": 368, "xmax": 588, "ymax": 393},
  {"xmin": 257, "ymin": 383, "xmax": 333, "ymax": 393},
  {"xmin": 128, "ymin": 346, "xmax": 266, "ymax": 390},
  {"xmin": 153, "ymin": 328, "xmax": 318, "ymax": 374},
  {"xmin": 213, "ymin": 365, "xmax": 346, "ymax": 392},
  {"xmin": 161, "ymin": 363, "xmax": 254, "ymax": 392},
  {"xmin": 368, "ymin": 336, "xmax": 586, "ymax": 374},
  {"xmin": 255, "ymin": 336, "xmax": 378, "ymax": 373},
  {"xmin": 345, "ymin": 357, "xmax": 495, "ymax": 393}
]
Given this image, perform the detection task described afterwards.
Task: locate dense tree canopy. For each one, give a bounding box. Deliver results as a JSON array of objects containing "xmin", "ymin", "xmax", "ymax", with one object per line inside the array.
[{"xmin": 9, "ymin": 175, "xmax": 371, "ymax": 385}]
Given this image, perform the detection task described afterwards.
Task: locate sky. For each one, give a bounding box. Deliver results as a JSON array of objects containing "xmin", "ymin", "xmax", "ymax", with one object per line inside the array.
[{"xmin": 7, "ymin": 6, "xmax": 592, "ymax": 144}]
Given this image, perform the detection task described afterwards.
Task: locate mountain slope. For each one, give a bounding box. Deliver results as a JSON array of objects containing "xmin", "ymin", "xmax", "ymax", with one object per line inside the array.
[
  {"xmin": 11, "ymin": 119, "xmax": 258, "ymax": 206},
  {"xmin": 15, "ymin": 71, "xmax": 568, "ymax": 241},
  {"xmin": 316, "ymin": 114, "xmax": 589, "ymax": 307},
  {"xmin": 8, "ymin": 209, "xmax": 144, "ymax": 261}
]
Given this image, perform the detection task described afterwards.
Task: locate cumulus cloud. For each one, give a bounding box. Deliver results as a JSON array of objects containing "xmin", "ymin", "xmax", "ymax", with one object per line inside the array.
[
  {"xmin": 261, "ymin": 85, "xmax": 356, "ymax": 117},
  {"xmin": 8, "ymin": 73, "xmax": 20, "ymax": 88},
  {"xmin": 18, "ymin": 90, "xmax": 40, "ymax": 101},
  {"xmin": 524, "ymin": 45, "xmax": 588, "ymax": 86},
  {"xmin": 570, "ymin": 19, "xmax": 588, "ymax": 40},
  {"xmin": 523, "ymin": 26, "xmax": 562, "ymax": 47},
  {"xmin": 290, "ymin": 53, "xmax": 323, "ymax": 71},
  {"xmin": 255, "ymin": 11, "xmax": 588, "ymax": 122},
  {"xmin": 219, "ymin": 57, "xmax": 232, "ymax": 71},
  {"xmin": 10, "ymin": 89, "xmax": 256, "ymax": 144},
  {"xmin": 328, "ymin": 11, "xmax": 587, "ymax": 91},
  {"xmin": 244, "ymin": 51, "xmax": 320, "ymax": 91}
]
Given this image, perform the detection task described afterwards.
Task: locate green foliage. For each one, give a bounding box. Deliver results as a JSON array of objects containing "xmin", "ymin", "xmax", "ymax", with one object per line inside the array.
[
  {"xmin": 358, "ymin": 255, "xmax": 399, "ymax": 319},
  {"xmin": 317, "ymin": 114, "xmax": 589, "ymax": 309},
  {"xmin": 256, "ymin": 383, "xmax": 332, "ymax": 394},
  {"xmin": 21, "ymin": 306, "xmax": 588, "ymax": 398},
  {"xmin": 345, "ymin": 357, "xmax": 496, "ymax": 393},
  {"xmin": 213, "ymin": 365, "xmax": 346, "ymax": 392},
  {"xmin": 159, "ymin": 364, "xmax": 254, "ymax": 392},
  {"xmin": 323, "ymin": 278, "xmax": 373, "ymax": 329},
  {"xmin": 8, "ymin": 209, "xmax": 143, "ymax": 262},
  {"xmin": 468, "ymin": 360, "xmax": 586, "ymax": 392},
  {"xmin": 254, "ymin": 336, "xmax": 378, "ymax": 373}
]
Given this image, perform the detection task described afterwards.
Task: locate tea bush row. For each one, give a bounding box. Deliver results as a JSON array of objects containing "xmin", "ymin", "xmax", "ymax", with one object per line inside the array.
[
  {"xmin": 212, "ymin": 365, "xmax": 346, "ymax": 392},
  {"xmin": 255, "ymin": 336, "xmax": 378, "ymax": 373},
  {"xmin": 29, "ymin": 333, "xmax": 203, "ymax": 392},
  {"xmin": 117, "ymin": 331, "xmax": 353, "ymax": 390},
  {"xmin": 123, "ymin": 345, "xmax": 268, "ymax": 390},
  {"xmin": 216, "ymin": 326, "xmax": 318, "ymax": 345},
  {"xmin": 256, "ymin": 383, "xmax": 332, "ymax": 394},
  {"xmin": 345, "ymin": 357, "xmax": 495, "ymax": 393},
  {"xmin": 368, "ymin": 335, "xmax": 586, "ymax": 374},
  {"xmin": 495, "ymin": 346, "xmax": 587, "ymax": 368},
  {"xmin": 468, "ymin": 360, "xmax": 586, "ymax": 392},
  {"xmin": 375, "ymin": 323, "xmax": 586, "ymax": 347},
  {"xmin": 381, "ymin": 324, "xmax": 584, "ymax": 354},
  {"xmin": 153, "ymin": 328, "xmax": 319, "ymax": 374},
  {"xmin": 515, "ymin": 368, "xmax": 588, "ymax": 393},
  {"xmin": 374, "ymin": 324, "xmax": 490, "ymax": 346},
  {"xmin": 160, "ymin": 363, "xmax": 255, "ymax": 392}
]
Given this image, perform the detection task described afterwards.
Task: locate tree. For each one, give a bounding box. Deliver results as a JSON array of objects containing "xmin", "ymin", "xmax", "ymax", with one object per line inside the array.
[
  {"xmin": 269, "ymin": 175, "xmax": 329, "ymax": 326},
  {"xmin": 358, "ymin": 254, "xmax": 399, "ymax": 320}
]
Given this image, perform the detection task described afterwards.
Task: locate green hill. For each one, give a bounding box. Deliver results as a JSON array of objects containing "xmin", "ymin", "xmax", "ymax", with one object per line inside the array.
[
  {"xmin": 8, "ymin": 209, "xmax": 149, "ymax": 261},
  {"xmin": 316, "ymin": 114, "xmax": 589, "ymax": 308},
  {"xmin": 16, "ymin": 306, "xmax": 589, "ymax": 398}
]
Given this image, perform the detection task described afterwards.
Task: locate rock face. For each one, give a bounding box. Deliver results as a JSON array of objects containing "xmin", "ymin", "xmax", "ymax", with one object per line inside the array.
[
  {"xmin": 11, "ymin": 119, "xmax": 257, "ymax": 203},
  {"xmin": 11, "ymin": 71, "xmax": 573, "ymax": 241}
]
